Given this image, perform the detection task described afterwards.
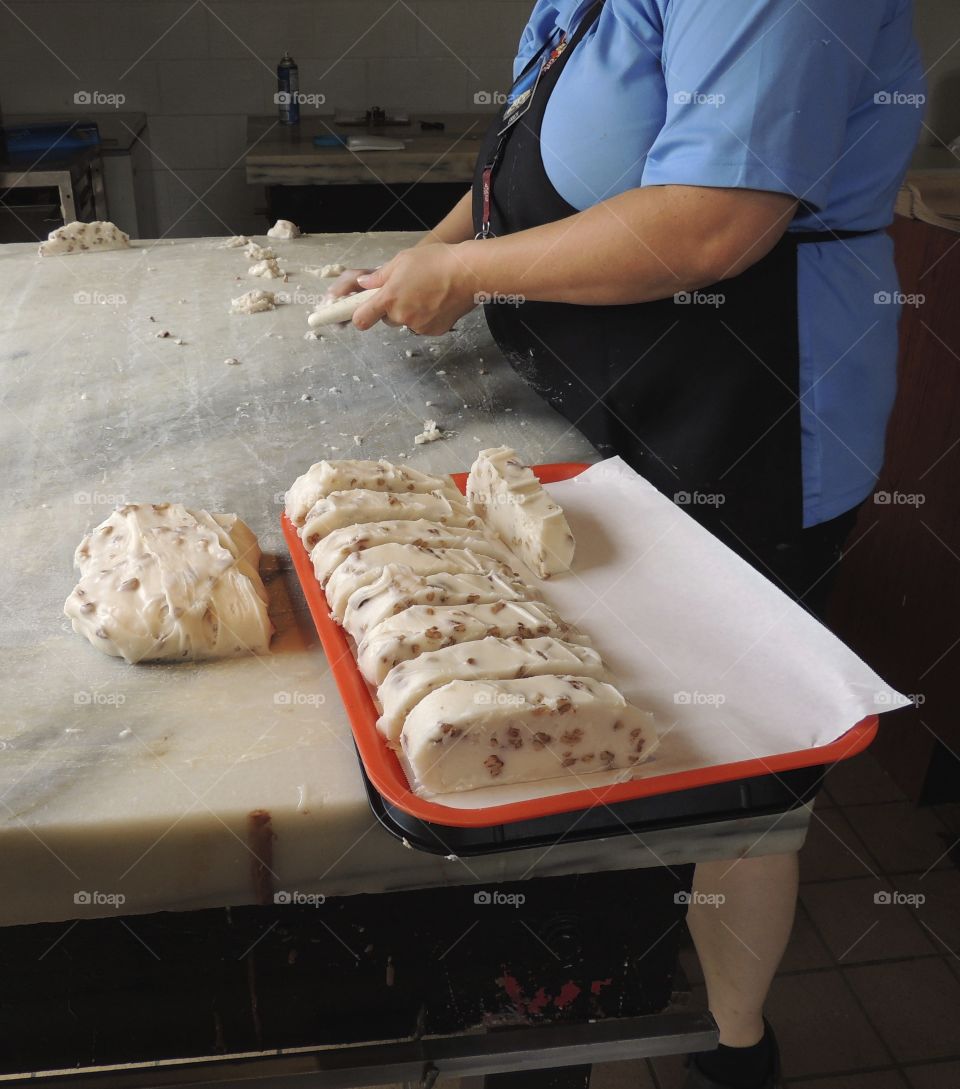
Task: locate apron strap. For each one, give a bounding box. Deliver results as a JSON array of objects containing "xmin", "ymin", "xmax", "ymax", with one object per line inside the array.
[{"xmin": 790, "ymin": 228, "xmax": 884, "ymax": 244}]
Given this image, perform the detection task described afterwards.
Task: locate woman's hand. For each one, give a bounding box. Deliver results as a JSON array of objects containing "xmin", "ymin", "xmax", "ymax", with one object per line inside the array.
[
  {"xmin": 351, "ymin": 243, "xmax": 479, "ymax": 335},
  {"xmin": 320, "ymin": 267, "xmax": 375, "ymax": 303}
]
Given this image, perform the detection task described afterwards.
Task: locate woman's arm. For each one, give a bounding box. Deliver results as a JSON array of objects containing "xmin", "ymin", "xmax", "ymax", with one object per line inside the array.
[
  {"xmin": 354, "ymin": 185, "xmax": 798, "ymax": 334},
  {"xmin": 414, "ymin": 190, "xmax": 474, "ymax": 247},
  {"xmin": 322, "ymin": 191, "xmax": 475, "ymax": 302},
  {"xmin": 464, "ymin": 185, "xmax": 798, "ymax": 304}
]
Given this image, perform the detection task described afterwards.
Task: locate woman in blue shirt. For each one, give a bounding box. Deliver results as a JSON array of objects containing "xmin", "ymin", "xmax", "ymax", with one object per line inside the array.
[{"xmin": 342, "ymin": 2, "xmax": 925, "ymax": 1085}]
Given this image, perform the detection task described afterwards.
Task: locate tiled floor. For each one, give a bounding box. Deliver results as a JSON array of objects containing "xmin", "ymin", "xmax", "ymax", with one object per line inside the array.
[
  {"xmin": 591, "ymin": 750, "xmax": 960, "ymax": 1088},
  {"xmin": 380, "ymin": 752, "xmax": 960, "ymax": 1089}
]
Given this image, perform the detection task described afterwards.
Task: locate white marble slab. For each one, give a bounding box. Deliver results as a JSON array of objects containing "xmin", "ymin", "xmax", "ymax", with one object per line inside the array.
[{"xmin": 0, "ymin": 231, "xmax": 811, "ymax": 927}]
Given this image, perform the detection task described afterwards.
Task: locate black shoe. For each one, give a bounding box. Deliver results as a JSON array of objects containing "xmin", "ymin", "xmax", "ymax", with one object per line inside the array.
[{"xmin": 682, "ymin": 1021, "xmax": 782, "ymax": 1089}]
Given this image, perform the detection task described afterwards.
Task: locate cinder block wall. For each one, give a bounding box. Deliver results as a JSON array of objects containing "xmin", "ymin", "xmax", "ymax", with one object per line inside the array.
[
  {"xmin": 912, "ymin": 0, "xmax": 960, "ymax": 149},
  {"xmin": 0, "ymin": 1, "xmax": 529, "ymax": 237},
  {"xmin": 1, "ymin": 1, "xmax": 954, "ymax": 238}
]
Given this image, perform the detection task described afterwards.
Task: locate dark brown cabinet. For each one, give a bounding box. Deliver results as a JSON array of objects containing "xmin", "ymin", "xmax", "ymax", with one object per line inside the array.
[{"xmin": 829, "ymin": 213, "xmax": 960, "ymax": 801}]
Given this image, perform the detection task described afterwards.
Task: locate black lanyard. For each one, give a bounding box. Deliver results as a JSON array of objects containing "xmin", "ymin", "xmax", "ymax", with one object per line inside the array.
[{"xmin": 475, "ymin": 2, "xmax": 603, "ymax": 240}]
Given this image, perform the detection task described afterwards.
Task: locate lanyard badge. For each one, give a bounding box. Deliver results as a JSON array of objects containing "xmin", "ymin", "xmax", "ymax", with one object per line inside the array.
[
  {"xmin": 500, "ymin": 30, "xmax": 565, "ymax": 134},
  {"xmin": 476, "ymin": 29, "xmax": 567, "ymax": 240}
]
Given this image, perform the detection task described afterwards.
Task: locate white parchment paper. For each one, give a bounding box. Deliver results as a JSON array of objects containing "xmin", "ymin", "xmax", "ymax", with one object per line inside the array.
[{"xmin": 409, "ymin": 457, "xmax": 909, "ymax": 808}]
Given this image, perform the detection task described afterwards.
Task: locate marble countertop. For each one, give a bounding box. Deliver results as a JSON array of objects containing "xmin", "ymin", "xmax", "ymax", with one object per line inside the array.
[{"xmin": 0, "ymin": 230, "xmax": 812, "ymax": 927}]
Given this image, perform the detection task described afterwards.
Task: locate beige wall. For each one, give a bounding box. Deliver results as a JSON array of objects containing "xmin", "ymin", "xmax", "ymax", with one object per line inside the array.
[
  {"xmin": 2, "ymin": 1, "xmax": 957, "ymax": 238},
  {"xmin": 914, "ymin": 0, "xmax": 960, "ymax": 146},
  {"xmin": 0, "ymin": 1, "xmax": 531, "ymax": 237}
]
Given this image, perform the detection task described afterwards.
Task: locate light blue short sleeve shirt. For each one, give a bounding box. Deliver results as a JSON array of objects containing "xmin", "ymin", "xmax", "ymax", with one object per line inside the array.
[{"xmin": 512, "ymin": 0, "xmax": 925, "ymax": 526}]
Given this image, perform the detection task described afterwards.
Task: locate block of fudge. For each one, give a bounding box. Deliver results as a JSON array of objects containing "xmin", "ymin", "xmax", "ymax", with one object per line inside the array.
[
  {"xmin": 356, "ymin": 599, "xmax": 590, "ymax": 685},
  {"xmin": 300, "ymin": 489, "xmax": 479, "ymax": 549},
  {"xmin": 377, "ymin": 636, "xmax": 607, "ymax": 741},
  {"xmin": 342, "ymin": 567, "xmax": 532, "ymax": 644},
  {"xmin": 401, "ymin": 675, "xmax": 657, "ymax": 793},
  {"xmin": 466, "ymin": 446, "xmax": 575, "ymax": 578},
  {"xmin": 326, "ymin": 545, "xmax": 522, "ymax": 620},
  {"xmin": 310, "ymin": 519, "xmax": 512, "ymax": 584},
  {"xmin": 285, "ymin": 458, "xmax": 460, "ymax": 527}
]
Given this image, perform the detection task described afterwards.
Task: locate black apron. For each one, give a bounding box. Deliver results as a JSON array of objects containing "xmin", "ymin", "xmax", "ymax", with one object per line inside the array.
[{"xmin": 472, "ymin": 0, "xmax": 876, "ymax": 561}]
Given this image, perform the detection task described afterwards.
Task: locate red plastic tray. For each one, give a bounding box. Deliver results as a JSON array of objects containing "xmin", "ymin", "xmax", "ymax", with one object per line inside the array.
[{"xmin": 282, "ymin": 462, "xmax": 878, "ymax": 829}]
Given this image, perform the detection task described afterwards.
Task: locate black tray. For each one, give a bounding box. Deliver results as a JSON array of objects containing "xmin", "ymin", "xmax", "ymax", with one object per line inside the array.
[{"xmin": 358, "ymin": 748, "xmax": 826, "ymax": 856}]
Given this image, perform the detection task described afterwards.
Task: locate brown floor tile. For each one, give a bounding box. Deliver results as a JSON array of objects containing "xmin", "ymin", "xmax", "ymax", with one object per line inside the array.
[
  {"xmin": 897, "ymin": 870, "xmax": 960, "ymax": 957},
  {"xmin": 779, "ymin": 901, "xmax": 835, "ymax": 973},
  {"xmin": 790, "ymin": 1072, "xmax": 906, "ymax": 1089},
  {"xmin": 799, "ymin": 807, "xmax": 881, "ymax": 883},
  {"xmin": 814, "ymin": 784, "xmax": 838, "ymax": 809},
  {"xmin": 846, "ymin": 959, "xmax": 960, "ymax": 1063},
  {"xmin": 823, "ymin": 752, "xmax": 907, "ymax": 806},
  {"xmin": 932, "ymin": 804, "xmax": 960, "ymax": 835},
  {"xmin": 589, "ymin": 1057, "xmax": 655, "ymax": 1087},
  {"xmin": 801, "ymin": 877, "xmax": 936, "ymax": 964},
  {"xmin": 905, "ymin": 1060, "xmax": 960, "ymax": 1088},
  {"xmin": 648, "ymin": 1051, "xmax": 689, "ymax": 1089},
  {"xmin": 843, "ymin": 803, "xmax": 953, "ymax": 875},
  {"xmin": 765, "ymin": 970, "xmax": 888, "ymax": 1077}
]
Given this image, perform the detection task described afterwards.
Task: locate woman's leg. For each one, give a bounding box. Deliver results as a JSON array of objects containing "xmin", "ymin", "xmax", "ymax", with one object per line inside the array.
[
  {"xmin": 683, "ymin": 504, "xmax": 862, "ymax": 1081},
  {"xmin": 687, "ymin": 852, "xmax": 799, "ymax": 1046}
]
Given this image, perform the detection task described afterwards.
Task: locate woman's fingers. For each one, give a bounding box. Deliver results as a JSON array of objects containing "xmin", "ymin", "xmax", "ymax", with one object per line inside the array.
[
  {"xmin": 323, "ymin": 267, "xmax": 376, "ymax": 301},
  {"xmin": 343, "ymin": 245, "xmax": 476, "ymax": 334},
  {"xmin": 352, "ymin": 294, "xmax": 391, "ymax": 331},
  {"xmin": 356, "ymin": 267, "xmax": 389, "ymax": 290}
]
